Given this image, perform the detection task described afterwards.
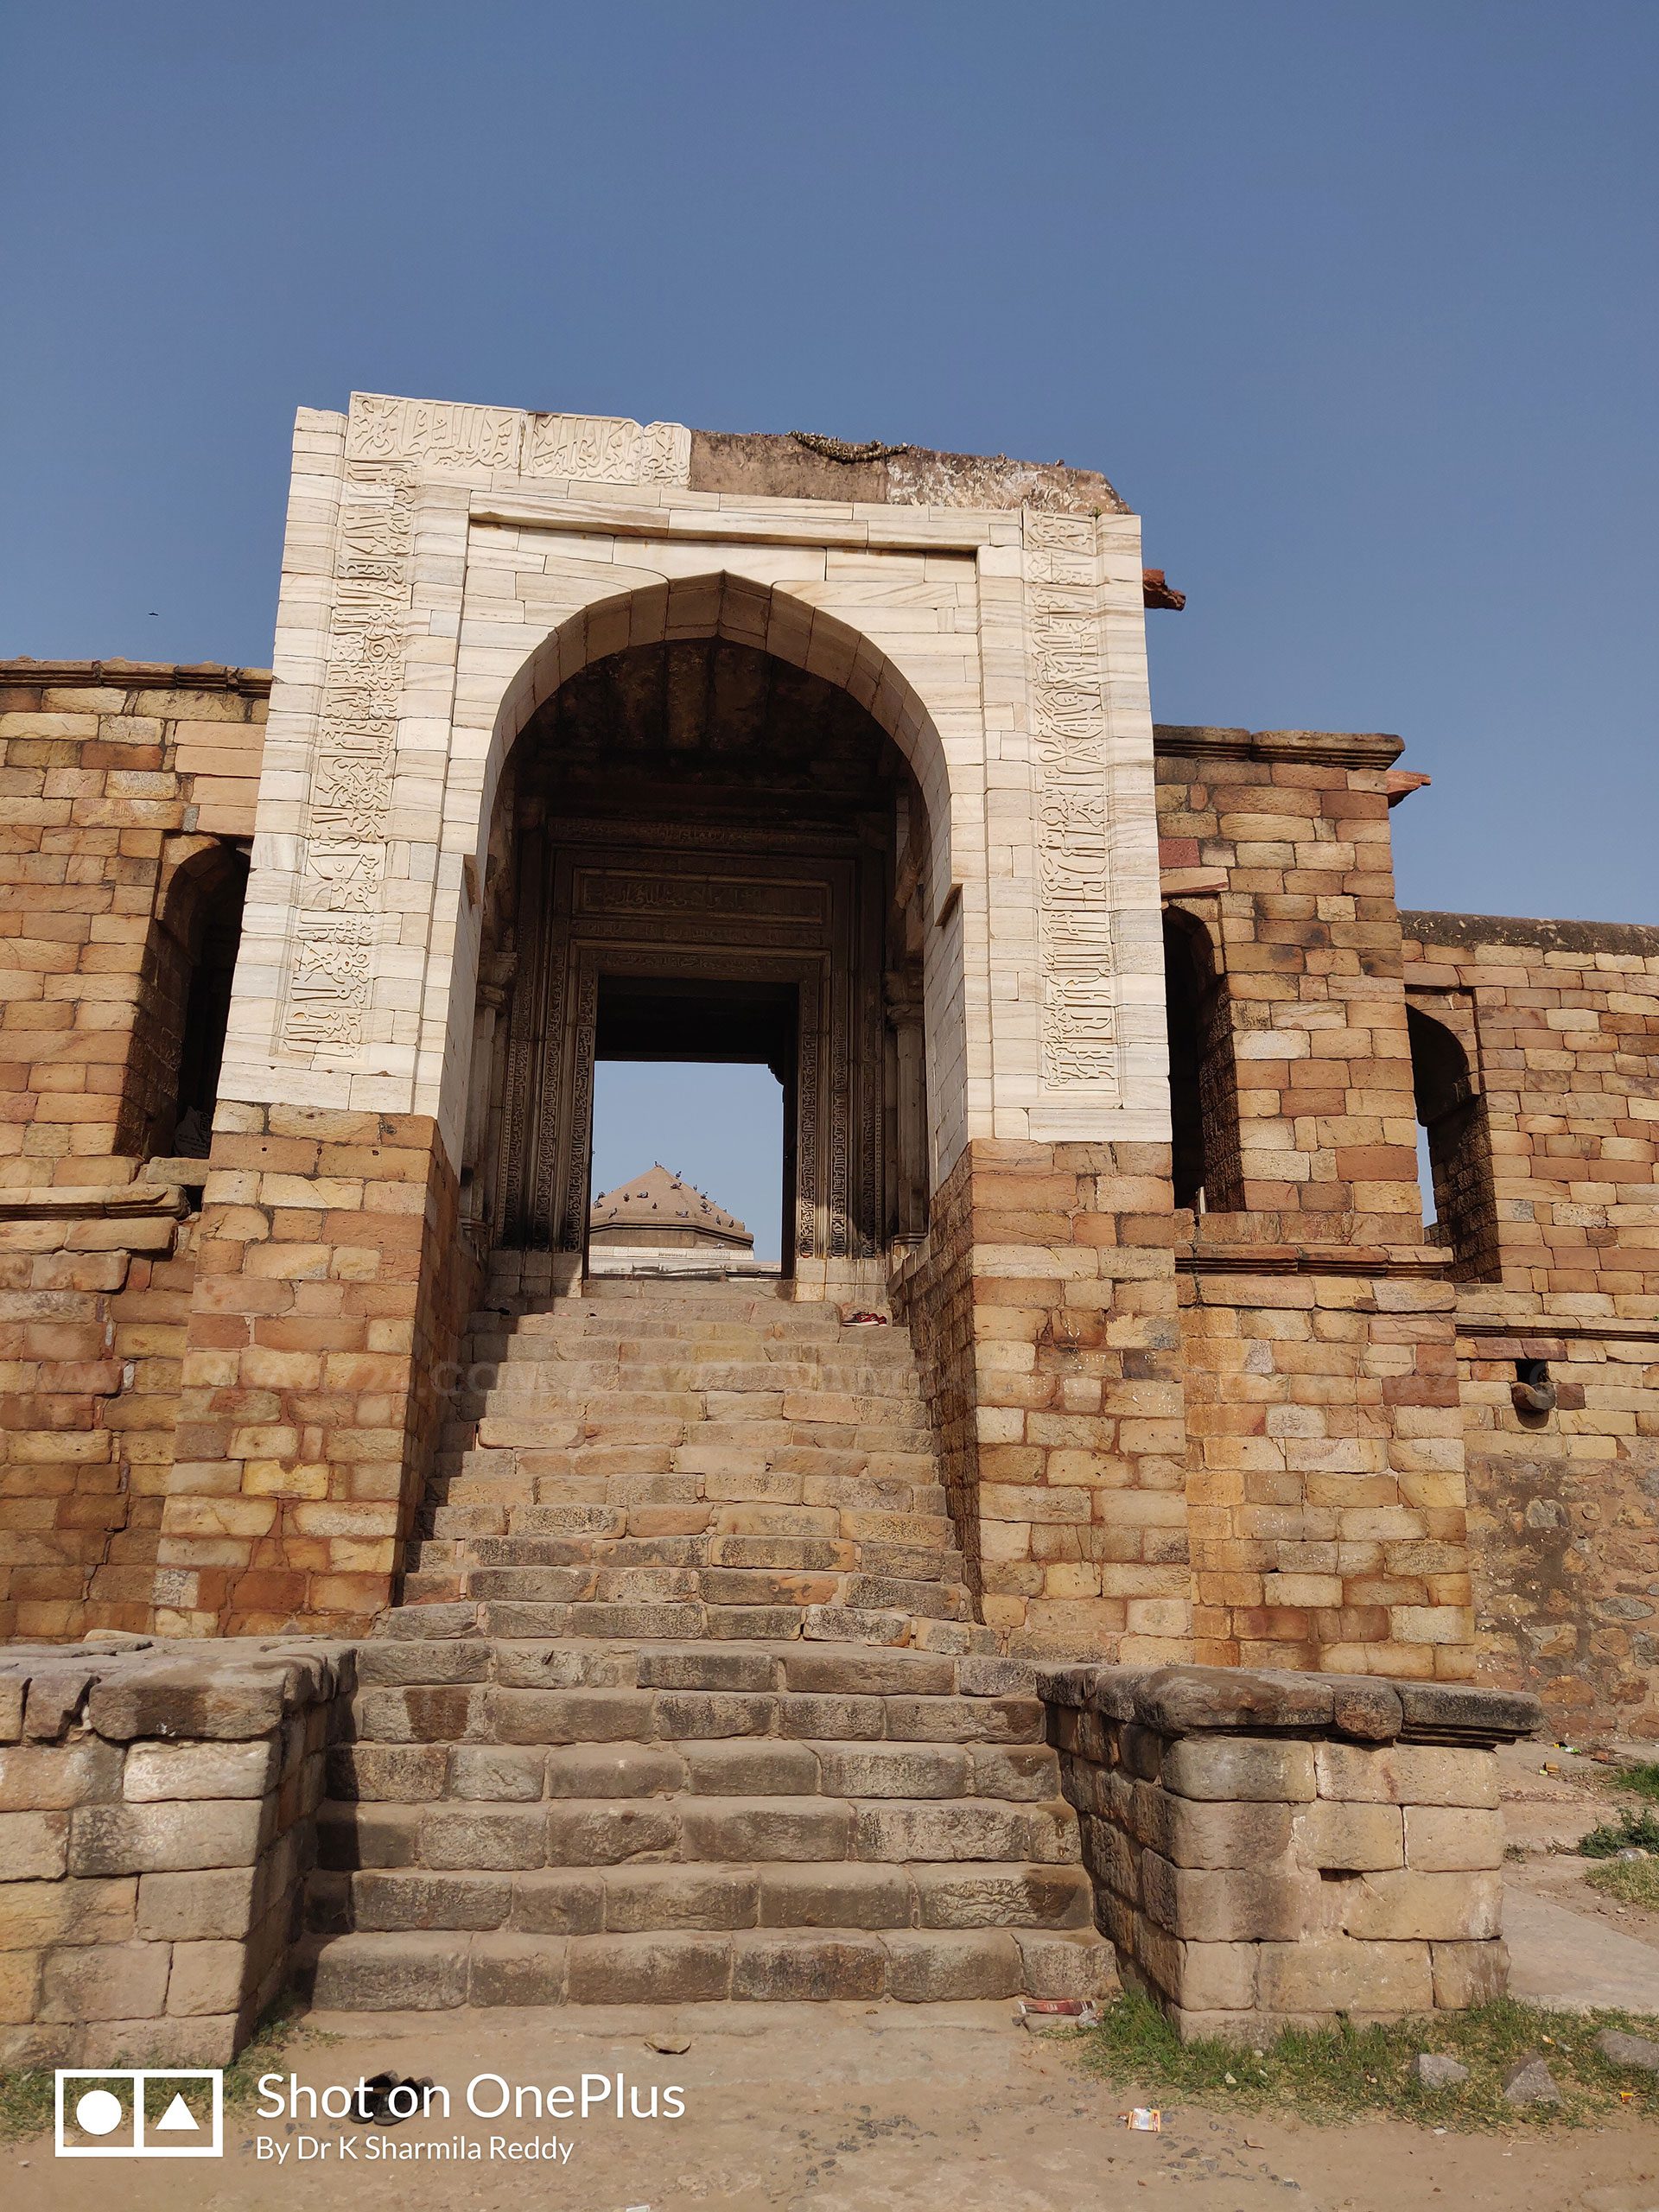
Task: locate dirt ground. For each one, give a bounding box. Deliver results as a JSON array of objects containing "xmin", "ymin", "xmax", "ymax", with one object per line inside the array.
[{"xmin": 7, "ymin": 2000, "xmax": 1659, "ymax": 2212}]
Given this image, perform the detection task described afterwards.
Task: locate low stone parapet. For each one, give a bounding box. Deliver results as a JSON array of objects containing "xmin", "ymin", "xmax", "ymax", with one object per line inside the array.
[
  {"xmin": 1036, "ymin": 1662, "xmax": 1541, "ymax": 2039},
  {"xmin": 0, "ymin": 1637, "xmax": 353, "ymax": 2065}
]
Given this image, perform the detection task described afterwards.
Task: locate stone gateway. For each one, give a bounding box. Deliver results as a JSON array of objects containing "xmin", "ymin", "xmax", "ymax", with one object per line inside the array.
[{"xmin": 0, "ymin": 391, "xmax": 1651, "ymax": 2059}]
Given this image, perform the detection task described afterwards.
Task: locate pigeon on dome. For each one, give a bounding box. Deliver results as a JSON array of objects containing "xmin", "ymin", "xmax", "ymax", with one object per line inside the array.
[{"xmin": 588, "ymin": 1162, "xmax": 754, "ymax": 1253}]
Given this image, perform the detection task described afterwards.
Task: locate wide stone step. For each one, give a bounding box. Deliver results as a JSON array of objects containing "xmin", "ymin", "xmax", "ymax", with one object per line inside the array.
[
  {"xmin": 311, "ymin": 1854, "xmax": 1093, "ymax": 1936},
  {"xmin": 329, "ymin": 1732, "xmax": 1060, "ymax": 1804},
  {"xmin": 298, "ymin": 1923, "xmax": 1116, "ymax": 2009},
  {"xmin": 348, "ymin": 1677, "xmax": 1046, "ymax": 1748},
  {"xmin": 465, "ymin": 1358, "xmax": 924, "ymax": 1395}
]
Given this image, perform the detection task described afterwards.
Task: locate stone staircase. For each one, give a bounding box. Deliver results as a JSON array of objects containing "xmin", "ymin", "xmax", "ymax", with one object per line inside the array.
[
  {"xmin": 298, "ymin": 1280, "xmax": 1117, "ymax": 2012},
  {"xmin": 404, "ymin": 1280, "xmax": 988, "ymax": 1651},
  {"xmin": 300, "ymin": 1636, "xmax": 1116, "ymax": 2010}
]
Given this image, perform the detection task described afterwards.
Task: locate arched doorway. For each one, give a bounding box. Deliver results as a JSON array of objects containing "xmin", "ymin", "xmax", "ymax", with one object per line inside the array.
[{"xmin": 461, "ymin": 592, "xmax": 934, "ymax": 1298}]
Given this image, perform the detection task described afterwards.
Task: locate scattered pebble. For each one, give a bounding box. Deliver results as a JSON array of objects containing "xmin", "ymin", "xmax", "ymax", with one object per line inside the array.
[
  {"xmin": 1414, "ymin": 2052, "xmax": 1470, "ymax": 2088},
  {"xmin": 1594, "ymin": 2027, "xmax": 1659, "ymax": 2074},
  {"xmin": 1502, "ymin": 2057, "xmax": 1562, "ymax": 2107}
]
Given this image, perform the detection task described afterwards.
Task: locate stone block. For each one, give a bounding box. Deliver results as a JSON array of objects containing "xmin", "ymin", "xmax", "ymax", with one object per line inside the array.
[
  {"xmin": 912, "ymin": 1861, "xmax": 1091, "ymax": 1929},
  {"xmin": 508, "ymin": 1872, "xmax": 605, "ymax": 1935},
  {"xmin": 1170, "ymin": 1939, "xmax": 1258, "ymax": 2012},
  {"xmin": 308, "ymin": 1934, "xmax": 468, "ymax": 2011},
  {"xmin": 326, "ymin": 1744, "xmax": 448, "ymax": 1802},
  {"xmin": 545, "ymin": 1802, "xmax": 681, "ymax": 1866},
  {"xmin": 446, "ymin": 1746, "xmax": 548, "ymax": 1802},
  {"xmin": 1313, "ymin": 1743, "xmax": 1498, "ymax": 1809},
  {"xmin": 1255, "ymin": 1936, "xmax": 1433, "ymax": 2015},
  {"xmin": 470, "ymin": 1935, "xmax": 568, "ymax": 2005},
  {"xmin": 165, "ymin": 1939, "xmax": 249, "ymax": 2016},
  {"xmin": 566, "ymin": 1933, "xmax": 732, "ymax": 2003},
  {"xmin": 82, "ymin": 2014, "xmax": 240, "ymax": 2066},
  {"xmin": 1340, "ymin": 1870, "xmax": 1502, "ymax": 1942},
  {"xmin": 135, "ymin": 1866, "xmax": 259, "ymax": 1942},
  {"xmin": 1160, "ymin": 1736, "xmax": 1316, "ymax": 1803},
  {"xmin": 729, "ymin": 1931, "xmax": 886, "ymax": 2000},
  {"xmin": 756, "ymin": 1864, "xmax": 912, "ymax": 1929},
  {"xmin": 351, "ymin": 1872, "xmax": 511, "ymax": 1932},
  {"xmin": 1430, "ymin": 1938, "xmax": 1509, "ymax": 2008},
  {"xmin": 602, "ymin": 1868, "xmax": 759, "ymax": 1933},
  {"xmin": 883, "ymin": 1929, "xmax": 1020, "ymax": 2001},
  {"xmin": 69, "ymin": 1797, "xmax": 264, "ymax": 1874},
  {"xmin": 0, "ymin": 1876, "xmax": 136, "ymax": 1950},
  {"xmin": 0, "ymin": 1809, "xmax": 68, "ymax": 1879},
  {"xmin": 40, "ymin": 1939, "xmax": 170, "ymax": 2022},
  {"xmin": 1140, "ymin": 1853, "xmax": 1313, "ymax": 1942},
  {"xmin": 87, "ymin": 1669, "xmax": 288, "ymax": 1741},
  {"xmin": 1403, "ymin": 1806, "xmax": 1504, "ymax": 1872},
  {"xmin": 0, "ymin": 1740, "xmax": 124, "ymax": 1810},
  {"xmin": 1292, "ymin": 1800, "xmax": 1404, "ymax": 1872},
  {"xmin": 544, "ymin": 1744, "xmax": 685, "ymax": 1797},
  {"xmin": 0, "ymin": 1948, "xmax": 41, "ymax": 2024},
  {"xmin": 124, "ymin": 1740, "xmax": 277, "ymax": 1801},
  {"xmin": 420, "ymin": 1806, "xmax": 546, "ymax": 1871},
  {"xmin": 1156, "ymin": 1794, "xmax": 1294, "ymax": 1870},
  {"xmin": 1014, "ymin": 1929, "xmax": 1121, "ymax": 2001}
]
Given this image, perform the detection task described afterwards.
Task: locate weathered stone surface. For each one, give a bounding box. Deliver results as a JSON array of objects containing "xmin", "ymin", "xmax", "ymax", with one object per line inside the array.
[
  {"xmin": 1594, "ymin": 2028, "xmax": 1659, "ymax": 2074},
  {"xmin": 1402, "ymin": 1805, "xmax": 1504, "ymax": 1872},
  {"xmin": 1313, "ymin": 1744, "xmax": 1499, "ymax": 1810},
  {"xmin": 1502, "ymin": 2057, "xmax": 1561, "ymax": 2107},
  {"xmin": 1255, "ymin": 1936, "xmax": 1433, "ymax": 2015},
  {"xmin": 566, "ymin": 1933, "xmax": 732, "ymax": 2004},
  {"xmin": 1414, "ymin": 2051, "xmax": 1469, "ymax": 2088},
  {"xmin": 165, "ymin": 1939, "xmax": 249, "ymax": 2017},
  {"xmin": 124, "ymin": 1741, "xmax": 277, "ymax": 1801},
  {"xmin": 729, "ymin": 1931, "xmax": 886, "ymax": 2000},
  {"xmin": 1429, "ymin": 1937, "xmax": 1508, "ymax": 2008},
  {"xmin": 68, "ymin": 1798, "xmax": 265, "ymax": 1875},
  {"xmin": 0, "ymin": 1810, "xmax": 69, "ymax": 1880},
  {"xmin": 308, "ymin": 1933, "xmax": 468, "ymax": 2011},
  {"xmin": 0, "ymin": 1740, "xmax": 124, "ymax": 1811},
  {"xmin": 1161, "ymin": 1737, "xmax": 1317, "ymax": 1804},
  {"xmin": 1339, "ymin": 1870, "xmax": 1502, "ymax": 1943},
  {"xmin": 882, "ymin": 1929, "xmax": 1018, "ymax": 2001},
  {"xmin": 40, "ymin": 1941, "xmax": 170, "ymax": 2022},
  {"xmin": 469, "ymin": 1935, "xmax": 568, "ymax": 2005},
  {"xmin": 1292, "ymin": 1801, "xmax": 1404, "ymax": 1872}
]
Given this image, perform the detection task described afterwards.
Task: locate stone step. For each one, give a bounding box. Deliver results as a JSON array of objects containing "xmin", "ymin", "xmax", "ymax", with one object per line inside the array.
[
  {"xmin": 315, "ymin": 1792, "xmax": 1080, "ymax": 1870},
  {"xmin": 297, "ymin": 1923, "xmax": 1116, "ymax": 2010},
  {"xmin": 347, "ymin": 1674, "xmax": 1044, "ymax": 1745},
  {"xmin": 328, "ymin": 1734, "xmax": 1062, "ymax": 1804},
  {"xmin": 462, "ymin": 1359, "xmax": 924, "ymax": 1395},
  {"xmin": 310, "ymin": 1854, "xmax": 1092, "ymax": 1935}
]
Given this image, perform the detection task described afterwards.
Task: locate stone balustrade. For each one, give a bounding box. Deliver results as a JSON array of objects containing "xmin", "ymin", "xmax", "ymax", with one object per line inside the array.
[{"xmin": 1037, "ymin": 1660, "xmax": 1541, "ymax": 2039}]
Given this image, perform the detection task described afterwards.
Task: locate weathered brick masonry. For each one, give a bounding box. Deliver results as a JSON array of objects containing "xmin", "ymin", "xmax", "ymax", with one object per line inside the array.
[{"xmin": 0, "ymin": 655, "xmax": 1655, "ymax": 1726}]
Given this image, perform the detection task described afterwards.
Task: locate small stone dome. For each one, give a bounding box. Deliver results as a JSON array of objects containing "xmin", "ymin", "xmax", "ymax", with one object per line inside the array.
[{"xmin": 588, "ymin": 1163, "xmax": 754, "ymax": 1252}]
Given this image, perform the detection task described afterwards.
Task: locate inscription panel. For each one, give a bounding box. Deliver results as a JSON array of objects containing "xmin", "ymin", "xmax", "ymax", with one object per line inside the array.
[
  {"xmin": 1025, "ymin": 510, "xmax": 1118, "ymax": 1093},
  {"xmin": 345, "ymin": 391, "xmax": 692, "ymax": 486},
  {"xmin": 280, "ymin": 458, "xmax": 414, "ymax": 1052}
]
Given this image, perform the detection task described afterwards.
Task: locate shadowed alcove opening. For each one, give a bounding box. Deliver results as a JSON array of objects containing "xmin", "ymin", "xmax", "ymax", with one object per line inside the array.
[{"xmin": 1162, "ymin": 906, "xmax": 1243, "ymax": 1212}]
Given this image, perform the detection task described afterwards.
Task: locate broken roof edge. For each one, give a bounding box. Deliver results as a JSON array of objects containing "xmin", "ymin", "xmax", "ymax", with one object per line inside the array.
[{"xmin": 687, "ymin": 428, "xmax": 1129, "ymax": 518}]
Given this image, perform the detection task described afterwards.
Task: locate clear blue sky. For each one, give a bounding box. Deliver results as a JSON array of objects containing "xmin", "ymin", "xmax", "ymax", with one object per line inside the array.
[{"xmin": 4, "ymin": 3, "xmax": 1655, "ymax": 1247}]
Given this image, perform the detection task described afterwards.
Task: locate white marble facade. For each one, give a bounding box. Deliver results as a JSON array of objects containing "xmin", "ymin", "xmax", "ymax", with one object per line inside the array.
[{"xmin": 219, "ymin": 391, "xmax": 1170, "ymax": 1183}]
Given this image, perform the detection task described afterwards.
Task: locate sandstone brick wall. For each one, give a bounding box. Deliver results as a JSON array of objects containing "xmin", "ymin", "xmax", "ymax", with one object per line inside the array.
[
  {"xmin": 1402, "ymin": 914, "xmax": 1659, "ymax": 1737},
  {"xmin": 1154, "ymin": 730, "xmax": 1473, "ymax": 1680},
  {"xmin": 0, "ymin": 660, "xmax": 267, "ymax": 1178},
  {"xmin": 0, "ymin": 662, "xmax": 270, "ymax": 1639},
  {"xmin": 0, "ymin": 1639, "xmax": 349, "ymax": 2066},
  {"xmin": 898, "ymin": 1139, "xmax": 1188, "ymax": 1662},
  {"xmin": 0, "ymin": 1184, "xmax": 198, "ymax": 1642},
  {"xmin": 159, "ymin": 1104, "xmax": 472, "ymax": 1636},
  {"xmin": 1041, "ymin": 1661, "xmax": 1537, "ymax": 2039}
]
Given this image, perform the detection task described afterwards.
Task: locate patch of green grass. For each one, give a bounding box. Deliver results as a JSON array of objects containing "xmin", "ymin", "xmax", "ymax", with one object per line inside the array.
[
  {"xmin": 1587, "ymin": 1856, "xmax": 1659, "ymax": 1912},
  {"xmin": 1070, "ymin": 1990, "xmax": 1659, "ymax": 2129},
  {"xmin": 1613, "ymin": 1762, "xmax": 1659, "ymax": 1805},
  {"xmin": 1580, "ymin": 1803, "xmax": 1659, "ymax": 1859},
  {"xmin": 0, "ymin": 1997, "xmax": 322, "ymax": 2145}
]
